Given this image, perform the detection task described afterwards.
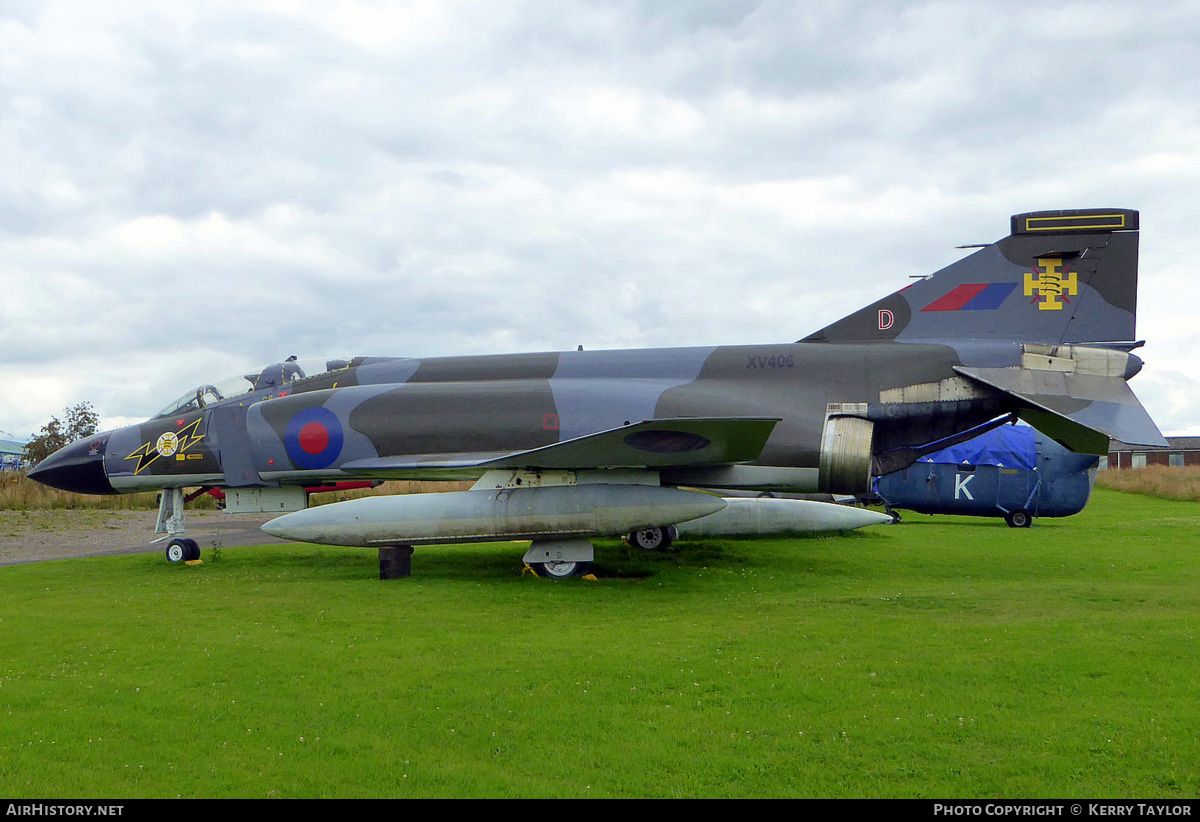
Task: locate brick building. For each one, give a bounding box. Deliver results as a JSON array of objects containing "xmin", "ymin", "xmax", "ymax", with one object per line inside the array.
[{"xmin": 1106, "ymin": 436, "xmax": 1200, "ymax": 469}]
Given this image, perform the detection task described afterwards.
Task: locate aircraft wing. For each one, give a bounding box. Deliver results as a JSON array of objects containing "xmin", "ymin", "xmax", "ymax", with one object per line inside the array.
[
  {"xmin": 954, "ymin": 364, "xmax": 1167, "ymax": 454},
  {"xmin": 339, "ymin": 417, "xmax": 781, "ymax": 477}
]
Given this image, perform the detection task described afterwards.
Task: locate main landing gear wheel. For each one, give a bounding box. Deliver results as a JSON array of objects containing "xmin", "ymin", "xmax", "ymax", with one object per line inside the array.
[
  {"xmin": 166, "ymin": 537, "xmax": 201, "ymax": 563},
  {"xmin": 628, "ymin": 525, "xmax": 677, "ymax": 551},
  {"xmin": 531, "ymin": 560, "xmax": 591, "ymax": 579},
  {"xmin": 1004, "ymin": 509, "xmax": 1032, "ymax": 528}
]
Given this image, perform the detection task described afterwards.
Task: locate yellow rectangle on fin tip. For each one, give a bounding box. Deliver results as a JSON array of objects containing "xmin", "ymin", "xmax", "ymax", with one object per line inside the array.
[{"xmin": 1024, "ymin": 214, "xmax": 1126, "ymax": 232}]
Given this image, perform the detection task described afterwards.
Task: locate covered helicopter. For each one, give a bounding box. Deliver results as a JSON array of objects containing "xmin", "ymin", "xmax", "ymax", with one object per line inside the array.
[
  {"xmin": 872, "ymin": 423, "xmax": 1099, "ymax": 527},
  {"xmin": 30, "ymin": 208, "xmax": 1166, "ymax": 578}
]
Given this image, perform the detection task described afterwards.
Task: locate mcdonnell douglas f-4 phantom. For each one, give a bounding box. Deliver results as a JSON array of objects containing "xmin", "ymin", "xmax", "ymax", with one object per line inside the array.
[{"xmin": 31, "ymin": 208, "xmax": 1166, "ymax": 578}]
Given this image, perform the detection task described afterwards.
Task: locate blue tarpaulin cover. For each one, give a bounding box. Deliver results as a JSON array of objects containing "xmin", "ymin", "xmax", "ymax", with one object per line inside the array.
[{"xmin": 917, "ymin": 424, "xmax": 1038, "ymax": 471}]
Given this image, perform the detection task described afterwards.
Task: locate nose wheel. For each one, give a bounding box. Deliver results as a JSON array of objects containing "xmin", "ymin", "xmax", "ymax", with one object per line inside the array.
[{"xmin": 166, "ymin": 537, "xmax": 201, "ymax": 563}]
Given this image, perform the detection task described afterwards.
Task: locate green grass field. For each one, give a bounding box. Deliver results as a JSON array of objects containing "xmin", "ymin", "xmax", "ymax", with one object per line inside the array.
[{"xmin": 1, "ymin": 488, "xmax": 1197, "ymax": 798}]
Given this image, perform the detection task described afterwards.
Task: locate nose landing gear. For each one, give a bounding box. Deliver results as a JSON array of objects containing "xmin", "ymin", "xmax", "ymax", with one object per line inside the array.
[{"xmin": 165, "ymin": 537, "xmax": 201, "ymax": 563}]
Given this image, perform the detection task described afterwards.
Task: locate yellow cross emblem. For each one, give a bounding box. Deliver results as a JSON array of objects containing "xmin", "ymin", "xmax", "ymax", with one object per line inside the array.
[{"xmin": 1023, "ymin": 257, "xmax": 1077, "ymax": 310}]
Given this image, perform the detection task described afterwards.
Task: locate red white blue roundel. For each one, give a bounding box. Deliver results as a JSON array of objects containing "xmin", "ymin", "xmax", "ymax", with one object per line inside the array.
[{"xmin": 284, "ymin": 407, "xmax": 344, "ymax": 470}]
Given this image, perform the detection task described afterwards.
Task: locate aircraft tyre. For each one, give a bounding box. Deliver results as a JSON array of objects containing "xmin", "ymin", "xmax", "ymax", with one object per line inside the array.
[
  {"xmin": 166, "ymin": 537, "xmax": 200, "ymax": 563},
  {"xmin": 531, "ymin": 560, "xmax": 591, "ymax": 579},
  {"xmin": 1005, "ymin": 509, "xmax": 1032, "ymax": 528},
  {"xmin": 628, "ymin": 525, "xmax": 677, "ymax": 551}
]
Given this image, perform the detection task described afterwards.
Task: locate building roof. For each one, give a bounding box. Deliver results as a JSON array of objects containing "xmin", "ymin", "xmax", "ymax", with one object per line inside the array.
[
  {"xmin": 1109, "ymin": 436, "xmax": 1200, "ymax": 453},
  {"xmin": 0, "ymin": 439, "xmax": 28, "ymax": 457}
]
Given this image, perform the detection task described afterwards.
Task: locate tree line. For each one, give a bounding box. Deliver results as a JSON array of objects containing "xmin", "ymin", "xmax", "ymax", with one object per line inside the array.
[{"xmin": 23, "ymin": 402, "xmax": 100, "ymax": 464}]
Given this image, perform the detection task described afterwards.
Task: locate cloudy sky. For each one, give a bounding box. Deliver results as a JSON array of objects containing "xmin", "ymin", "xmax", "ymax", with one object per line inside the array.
[{"xmin": 3, "ymin": 0, "xmax": 1199, "ymax": 442}]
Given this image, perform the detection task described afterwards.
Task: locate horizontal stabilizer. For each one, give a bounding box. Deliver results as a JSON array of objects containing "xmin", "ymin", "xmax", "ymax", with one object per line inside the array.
[
  {"xmin": 341, "ymin": 417, "xmax": 780, "ymax": 477},
  {"xmin": 955, "ymin": 365, "xmax": 1167, "ymax": 454}
]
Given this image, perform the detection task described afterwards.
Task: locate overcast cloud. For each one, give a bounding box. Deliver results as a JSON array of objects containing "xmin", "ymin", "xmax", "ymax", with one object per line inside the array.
[{"xmin": 3, "ymin": 0, "xmax": 1199, "ymax": 441}]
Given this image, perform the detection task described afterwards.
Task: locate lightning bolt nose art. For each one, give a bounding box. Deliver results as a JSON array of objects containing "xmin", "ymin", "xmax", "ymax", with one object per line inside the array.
[{"xmin": 124, "ymin": 418, "xmax": 206, "ymax": 475}]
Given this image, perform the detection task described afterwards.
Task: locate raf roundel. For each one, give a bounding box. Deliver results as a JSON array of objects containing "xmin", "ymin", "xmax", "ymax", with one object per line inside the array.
[{"xmin": 284, "ymin": 407, "xmax": 345, "ymax": 470}]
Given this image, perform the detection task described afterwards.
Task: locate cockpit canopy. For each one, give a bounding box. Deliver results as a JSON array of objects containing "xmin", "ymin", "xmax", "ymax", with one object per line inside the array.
[{"xmin": 155, "ymin": 357, "xmax": 353, "ymax": 418}]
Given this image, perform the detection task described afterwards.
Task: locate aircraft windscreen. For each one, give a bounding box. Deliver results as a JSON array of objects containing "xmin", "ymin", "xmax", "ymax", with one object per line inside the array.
[{"xmin": 154, "ymin": 357, "xmax": 354, "ymax": 418}]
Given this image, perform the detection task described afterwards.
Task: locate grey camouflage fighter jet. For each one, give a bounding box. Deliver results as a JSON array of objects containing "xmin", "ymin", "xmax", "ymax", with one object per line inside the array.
[{"xmin": 31, "ymin": 208, "xmax": 1166, "ymax": 578}]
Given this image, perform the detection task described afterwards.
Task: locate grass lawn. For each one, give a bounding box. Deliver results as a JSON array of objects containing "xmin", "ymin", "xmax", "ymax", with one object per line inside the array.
[{"xmin": 0, "ymin": 488, "xmax": 1196, "ymax": 798}]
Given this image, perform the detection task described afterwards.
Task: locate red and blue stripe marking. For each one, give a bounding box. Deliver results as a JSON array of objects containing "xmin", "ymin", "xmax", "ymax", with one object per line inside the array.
[{"xmin": 921, "ymin": 282, "xmax": 1017, "ymax": 312}]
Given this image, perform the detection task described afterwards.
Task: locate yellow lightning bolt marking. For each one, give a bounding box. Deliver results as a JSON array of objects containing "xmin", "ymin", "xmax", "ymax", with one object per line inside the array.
[
  {"xmin": 1023, "ymin": 257, "xmax": 1077, "ymax": 311},
  {"xmin": 124, "ymin": 419, "xmax": 206, "ymax": 475}
]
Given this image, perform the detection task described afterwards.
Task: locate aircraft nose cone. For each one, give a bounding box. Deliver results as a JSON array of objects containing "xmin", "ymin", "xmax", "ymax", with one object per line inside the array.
[{"xmin": 27, "ymin": 435, "xmax": 115, "ymax": 495}]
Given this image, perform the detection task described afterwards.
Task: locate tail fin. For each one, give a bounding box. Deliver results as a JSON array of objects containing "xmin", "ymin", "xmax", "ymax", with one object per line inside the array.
[
  {"xmin": 802, "ymin": 208, "xmax": 1140, "ymax": 346},
  {"xmin": 803, "ymin": 208, "xmax": 1165, "ymax": 451}
]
